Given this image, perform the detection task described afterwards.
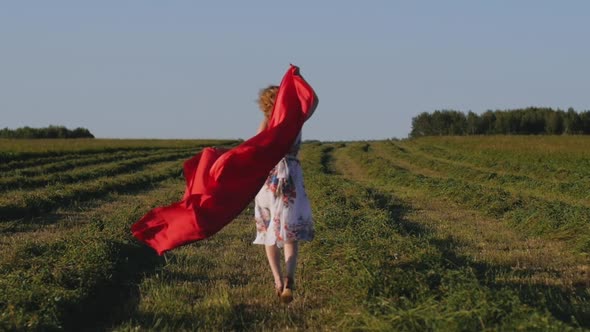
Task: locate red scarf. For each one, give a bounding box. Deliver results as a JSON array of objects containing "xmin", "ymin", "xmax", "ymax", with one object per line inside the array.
[{"xmin": 131, "ymin": 65, "xmax": 316, "ymax": 255}]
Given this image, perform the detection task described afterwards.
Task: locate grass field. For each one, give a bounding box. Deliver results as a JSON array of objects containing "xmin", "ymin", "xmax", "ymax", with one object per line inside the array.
[{"xmin": 0, "ymin": 137, "xmax": 589, "ymax": 331}]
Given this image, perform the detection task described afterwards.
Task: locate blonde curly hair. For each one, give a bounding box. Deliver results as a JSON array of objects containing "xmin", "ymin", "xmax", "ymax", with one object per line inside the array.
[{"xmin": 257, "ymin": 85, "xmax": 279, "ymax": 119}]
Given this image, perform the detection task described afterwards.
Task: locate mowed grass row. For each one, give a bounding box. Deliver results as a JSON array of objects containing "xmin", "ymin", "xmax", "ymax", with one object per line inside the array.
[
  {"xmin": 0, "ymin": 139, "xmax": 229, "ymax": 330},
  {"xmin": 111, "ymin": 143, "xmax": 577, "ymax": 331},
  {"xmin": 0, "ymin": 140, "xmax": 236, "ymax": 222},
  {"xmin": 345, "ymin": 142, "xmax": 590, "ymax": 254},
  {"xmin": 0, "ymin": 177, "xmax": 185, "ymax": 331},
  {"xmin": 0, "ymin": 138, "xmax": 236, "ymax": 164},
  {"xmin": 409, "ymin": 136, "xmax": 590, "ymax": 181},
  {"xmin": 334, "ymin": 143, "xmax": 590, "ymax": 329},
  {"xmin": 380, "ymin": 141, "xmax": 590, "ymax": 204},
  {"xmin": 334, "ymin": 144, "xmax": 589, "ymax": 287},
  {"xmin": 0, "ymin": 147, "xmax": 189, "ymax": 177},
  {"xmin": 0, "ymin": 147, "xmax": 180, "ymax": 174},
  {"xmin": 1, "ymin": 138, "xmax": 588, "ymax": 330},
  {"xmin": 0, "ymin": 148, "xmax": 195, "ymax": 191},
  {"xmin": 111, "ymin": 142, "xmax": 425, "ymax": 330},
  {"xmin": 0, "ymin": 157, "xmax": 192, "ymax": 222}
]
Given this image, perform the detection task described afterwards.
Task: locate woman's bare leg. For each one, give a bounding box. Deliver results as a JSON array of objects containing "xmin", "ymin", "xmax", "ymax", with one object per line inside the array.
[
  {"xmin": 284, "ymin": 241, "xmax": 299, "ymax": 285},
  {"xmin": 279, "ymin": 241, "xmax": 298, "ymax": 303},
  {"xmin": 265, "ymin": 245, "xmax": 283, "ymax": 290}
]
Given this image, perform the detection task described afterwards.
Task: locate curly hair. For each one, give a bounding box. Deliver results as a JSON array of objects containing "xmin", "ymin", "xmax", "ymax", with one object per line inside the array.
[{"xmin": 257, "ymin": 85, "xmax": 279, "ymax": 119}]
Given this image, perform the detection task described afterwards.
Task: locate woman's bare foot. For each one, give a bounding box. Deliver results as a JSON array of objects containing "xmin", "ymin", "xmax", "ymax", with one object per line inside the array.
[
  {"xmin": 280, "ymin": 277, "xmax": 294, "ymax": 304},
  {"xmin": 274, "ymin": 280, "xmax": 284, "ymax": 297}
]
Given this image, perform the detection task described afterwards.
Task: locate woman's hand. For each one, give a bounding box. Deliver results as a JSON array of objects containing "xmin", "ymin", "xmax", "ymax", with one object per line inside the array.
[{"xmin": 306, "ymin": 91, "xmax": 319, "ymax": 121}]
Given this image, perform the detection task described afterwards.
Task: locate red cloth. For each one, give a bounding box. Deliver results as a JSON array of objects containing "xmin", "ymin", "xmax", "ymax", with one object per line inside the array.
[{"xmin": 131, "ymin": 65, "xmax": 316, "ymax": 255}]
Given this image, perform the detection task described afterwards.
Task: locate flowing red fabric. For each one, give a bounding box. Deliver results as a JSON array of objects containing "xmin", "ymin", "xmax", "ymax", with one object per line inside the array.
[{"xmin": 131, "ymin": 65, "xmax": 316, "ymax": 255}]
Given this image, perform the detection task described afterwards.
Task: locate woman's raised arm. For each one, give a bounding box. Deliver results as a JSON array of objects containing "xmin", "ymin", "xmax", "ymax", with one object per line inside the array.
[{"xmin": 257, "ymin": 117, "xmax": 269, "ymax": 134}]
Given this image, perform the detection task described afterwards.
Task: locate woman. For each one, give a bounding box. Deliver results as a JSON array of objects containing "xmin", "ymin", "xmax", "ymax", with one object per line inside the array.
[{"xmin": 254, "ymin": 85, "xmax": 317, "ymax": 304}]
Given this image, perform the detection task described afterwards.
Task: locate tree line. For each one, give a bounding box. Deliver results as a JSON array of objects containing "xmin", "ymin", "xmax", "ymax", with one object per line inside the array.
[
  {"xmin": 0, "ymin": 126, "xmax": 95, "ymax": 139},
  {"xmin": 410, "ymin": 107, "xmax": 590, "ymax": 137}
]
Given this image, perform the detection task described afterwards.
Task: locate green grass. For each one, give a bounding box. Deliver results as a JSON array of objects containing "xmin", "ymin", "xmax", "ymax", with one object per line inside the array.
[
  {"xmin": 380, "ymin": 140, "xmax": 590, "ymax": 204},
  {"xmin": 344, "ymin": 141, "xmax": 590, "ymax": 254},
  {"xmin": 408, "ymin": 136, "xmax": 590, "ymax": 181},
  {"xmin": 0, "ymin": 138, "xmax": 236, "ymax": 162},
  {"xmin": 0, "ymin": 147, "xmax": 183, "ymax": 177},
  {"xmin": 334, "ymin": 142, "xmax": 589, "ymax": 329},
  {"xmin": 0, "ymin": 149, "xmax": 194, "ymax": 191},
  {"xmin": 0, "ymin": 159, "xmax": 187, "ymax": 222},
  {"xmin": 0, "ymin": 137, "xmax": 588, "ymax": 331},
  {"xmin": 0, "ymin": 178, "xmax": 182, "ymax": 330}
]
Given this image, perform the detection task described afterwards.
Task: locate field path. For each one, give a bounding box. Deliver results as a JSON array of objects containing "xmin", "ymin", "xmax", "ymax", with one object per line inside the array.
[{"xmin": 112, "ymin": 210, "xmax": 332, "ymax": 331}]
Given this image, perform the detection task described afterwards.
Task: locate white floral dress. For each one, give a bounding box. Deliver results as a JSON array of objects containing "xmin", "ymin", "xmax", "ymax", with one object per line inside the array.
[{"xmin": 253, "ymin": 132, "xmax": 314, "ymax": 247}]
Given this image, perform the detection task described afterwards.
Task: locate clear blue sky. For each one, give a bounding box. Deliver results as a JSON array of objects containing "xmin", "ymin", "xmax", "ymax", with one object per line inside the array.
[{"xmin": 1, "ymin": 1, "xmax": 588, "ymax": 140}]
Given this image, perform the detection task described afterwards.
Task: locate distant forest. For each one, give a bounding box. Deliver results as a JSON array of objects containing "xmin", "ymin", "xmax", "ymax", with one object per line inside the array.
[
  {"xmin": 0, "ymin": 126, "xmax": 95, "ymax": 139},
  {"xmin": 410, "ymin": 107, "xmax": 590, "ymax": 137}
]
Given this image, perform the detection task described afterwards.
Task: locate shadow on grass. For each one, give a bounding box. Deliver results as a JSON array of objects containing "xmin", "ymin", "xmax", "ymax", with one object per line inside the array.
[
  {"xmin": 158, "ymin": 269, "xmax": 249, "ymax": 288},
  {"xmin": 70, "ymin": 240, "xmax": 262, "ymax": 330},
  {"xmin": 228, "ymin": 303, "xmax": 306, "ymax": 331},
  {"xmin": 320, "ymin": 145, "xmax": 336, "ymax": 174},
  {"xmin": 359, "ymin": 180, "xmax": 590, "ymax": 328},
  {"xmin": 125, "ymin": 302, "xmax": 291, "ymax": 331},
  {"xmin": 65, "ymin": 241, "xmax": 165, "ymax": 331}
]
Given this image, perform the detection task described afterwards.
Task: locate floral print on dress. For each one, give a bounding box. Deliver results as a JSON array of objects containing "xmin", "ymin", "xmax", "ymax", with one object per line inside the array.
[
  {"xmin": 266, "ymin": 167, "xmax": 280, "ymax": 193},
  {"xmin": 273, "ymin": 216, "xmax": 283, "ymax": 242},
  {"xmin": 266, "ymin": 163, "xmax": 297, "ymax": 207},
  {"xmin": 255, "ymin": 208, "xmax": 270, "ymax": 232},
  {"xmin": 253, "ymin": 132, "xmax": 314, "ymax": 248}
]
